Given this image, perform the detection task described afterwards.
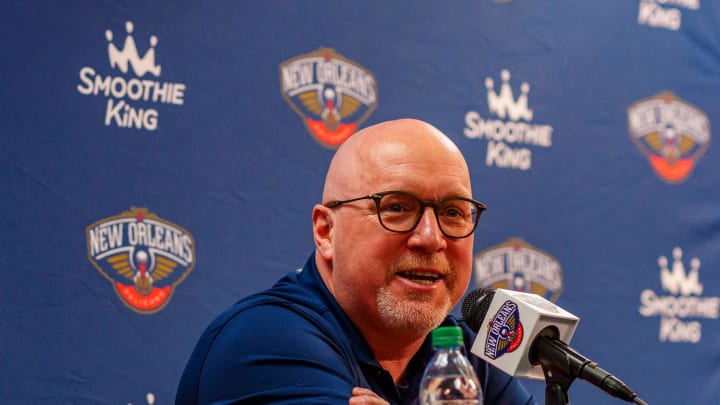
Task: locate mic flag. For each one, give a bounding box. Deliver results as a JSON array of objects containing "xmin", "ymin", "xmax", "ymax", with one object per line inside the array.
[
  {"xmin": 462, "ymin": 288, "xmax": 580, "ymax": 380},
  {"xmin": 462, "ymin": 288, "xmax": 649, "ymax": 405}
]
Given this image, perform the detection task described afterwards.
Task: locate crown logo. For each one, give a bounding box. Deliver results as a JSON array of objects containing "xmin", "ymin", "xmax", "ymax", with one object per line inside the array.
[
  {"xmin": 659, "ymin": 247, "xmax": 703, "ymax": 296},
  {"xmin": 485, "ymin": 69, "xmax": 533, "ymax": 122},
  {"xmin": 105, "ymin": 21, "xmax": 161, "ymax": 77}
]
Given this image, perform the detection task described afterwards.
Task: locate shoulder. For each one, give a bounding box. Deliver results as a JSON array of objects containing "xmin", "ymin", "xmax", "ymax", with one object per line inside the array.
[
  {"xmin": 207, "ymin": 296, "xmax": 346, "ymax": 361},
  {"xmin": 177, "ymin": 295, "xmax": 360, "ymax": 404},
  {"xmin": 197, "ymin": 264, "xmax": 342, "ymax": 360}
]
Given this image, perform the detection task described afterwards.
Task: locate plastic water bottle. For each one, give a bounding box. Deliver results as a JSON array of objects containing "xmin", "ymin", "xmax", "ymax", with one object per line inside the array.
[{"xmin": 419, "ymin": 326, "xmax": 483, "ymax": 405}]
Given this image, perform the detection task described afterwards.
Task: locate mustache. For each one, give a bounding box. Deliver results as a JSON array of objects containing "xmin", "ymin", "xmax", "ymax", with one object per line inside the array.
[{"xmin": 389, "ymin": 255, "xmax": 453, "ymax": 277}]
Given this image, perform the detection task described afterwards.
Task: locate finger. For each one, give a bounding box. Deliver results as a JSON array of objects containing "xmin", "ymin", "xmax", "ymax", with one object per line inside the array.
[
  {"xmin": 352, "ymin": 387, "xmax": 378, "ymax": 396},
  {"xmin": 349, "ymin": 387, "xmax": 390, "ymax": 405},
  {"xmin": 349, "ymin": 395, "xmax": 389, "ymax": 405}
]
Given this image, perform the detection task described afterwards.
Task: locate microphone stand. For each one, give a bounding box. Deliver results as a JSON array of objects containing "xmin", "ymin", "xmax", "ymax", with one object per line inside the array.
[
  {"xmin": 531, "ymin": 334, "xmax": 580, "ymax": 405},
  {"xmin": 532, "ymin": 333, "xmax": 649, "ymax": 405},
  {"xmin": 539, "ymin": 360, "xmax": 574, "ymax": 405}
]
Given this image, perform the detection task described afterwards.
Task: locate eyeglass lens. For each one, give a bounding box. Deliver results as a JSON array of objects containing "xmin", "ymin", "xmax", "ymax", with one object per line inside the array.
[{"xmin": 376, "ymin": 192, "xmax": 478, "ymax": 237}]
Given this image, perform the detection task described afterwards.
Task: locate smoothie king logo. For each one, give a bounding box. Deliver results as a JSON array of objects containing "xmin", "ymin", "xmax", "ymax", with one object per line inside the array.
[
  {"xmin": 87, "ymin": 207, "xmax": 195, "ymax": 314},
  {"xmin": 77, "ymin": 21, "xmax": 186, "ymax": 131},
  {"xmin": 628, "ymin": 92, "xmax": 710, "ymax": 183},
  {"xmin": 464, "ymin": 69, "xmax": 554, "ymax": 171},
  {"xmin": 637, "ymin": 0, "xmax": 700, "ymax": 31},
  {"xmin": 639, "ymin": 247, "xmax": 719, "ymax": 343},
  {"xmin": 484, "ymin": 300, "xmax": 524, "ymax": 360},
  {"xmin": 280, "ymin": 48, "xmax": 378, "ymax": 148},
  {"xmin": 473, "ymin": 238, "xmax": 563, "ymax": 302}
]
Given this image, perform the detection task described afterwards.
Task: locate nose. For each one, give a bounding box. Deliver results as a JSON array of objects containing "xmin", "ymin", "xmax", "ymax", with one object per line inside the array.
[{"xmin": 407, "ymin": 206, "xmax": 447, "ymax": 252}]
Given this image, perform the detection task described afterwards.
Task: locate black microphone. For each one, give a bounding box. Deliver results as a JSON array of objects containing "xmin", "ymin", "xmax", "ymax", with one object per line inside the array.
[{"xmin": 462, "ymin": 288, "xmax": 648, "ymax": 405}]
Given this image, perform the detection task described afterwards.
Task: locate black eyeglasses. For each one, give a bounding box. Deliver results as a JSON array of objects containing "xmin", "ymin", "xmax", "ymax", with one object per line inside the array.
[{"xmin": 324, "ymin": 190, "xmax": 487, "ymax": 238}]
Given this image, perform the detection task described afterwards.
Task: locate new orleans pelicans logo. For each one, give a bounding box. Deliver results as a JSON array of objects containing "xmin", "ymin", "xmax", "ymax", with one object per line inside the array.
[
  {"xmin": 86, "ymin": 207, "xmax": 195, "ymax": 314},
  {"xmin": 628, "ymin": 92, "xmax": 710, "ymax": 183},
  {"xmin": 279, "ymin": 47, "xmax": 378, "ymax": 148},
  {"xmin": 473, "ymin": 238, "xmax": 563, "ymax": 302},
  {"xmin": 484, "ymin": 300, "xmax": 524, "ymax": 359}
]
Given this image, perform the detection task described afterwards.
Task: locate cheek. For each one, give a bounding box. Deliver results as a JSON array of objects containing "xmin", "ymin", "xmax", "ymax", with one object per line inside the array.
[
  {"xmin": 341, "ymin": 235, "xmax": 397, "ymax": 277},
  {"xmin": 337, "ymin": 216, "xmax": 393, "ymax": 256},
  {"xmin": 451, "ymin": 241, "xmax": 475, "ymax": 286},
  {"xmin": 332, "ymin": 220, "xmax": 391, "ymax": 273}
]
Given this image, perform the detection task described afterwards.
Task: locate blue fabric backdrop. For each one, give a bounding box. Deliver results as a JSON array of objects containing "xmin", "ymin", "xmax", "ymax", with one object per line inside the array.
[{"xmin": 2, "ymin": 1, "xmax": 719, "ymax": 404}]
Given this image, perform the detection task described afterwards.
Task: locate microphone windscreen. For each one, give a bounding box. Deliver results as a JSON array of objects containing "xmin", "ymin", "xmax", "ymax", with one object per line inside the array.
[{"xmin": 461, "ymin": 288, "xmax": 495, "ymax": 331}]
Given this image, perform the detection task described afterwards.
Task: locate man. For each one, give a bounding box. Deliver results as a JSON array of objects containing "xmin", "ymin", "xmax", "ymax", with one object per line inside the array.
[{"xmin": 176, "ymin": 119, "xmax": 537, "ymax": 404}]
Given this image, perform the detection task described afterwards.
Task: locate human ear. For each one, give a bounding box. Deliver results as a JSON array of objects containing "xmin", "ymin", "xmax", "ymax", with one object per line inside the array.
[{"xmin": 312, "ymin": 204, "xmax": 334, "ymax": 260}]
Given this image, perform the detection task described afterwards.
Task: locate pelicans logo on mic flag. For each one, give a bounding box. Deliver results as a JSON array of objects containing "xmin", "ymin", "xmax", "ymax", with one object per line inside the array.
[
  {"xmin": 86, "ymin": 207, "xmax": 195, "ymax": 314},
  {"xmin": 279, "ymin": 47, "xmax": 378, "ymax": 148},
  {"xmin": 484, "ymin": 300, "xmax": 524, "ymax": 359}
]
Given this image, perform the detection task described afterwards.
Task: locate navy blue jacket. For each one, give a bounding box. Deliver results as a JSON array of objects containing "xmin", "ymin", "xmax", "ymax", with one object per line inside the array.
[{"xmin": 176, "ymin": 254, "xmax": 537, "ymax": 405}]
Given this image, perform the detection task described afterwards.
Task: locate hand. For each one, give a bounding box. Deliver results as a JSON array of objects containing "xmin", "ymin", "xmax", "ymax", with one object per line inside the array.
[{"xmin": 348, "ymin": 387, "xmax": 390, "ymax": 405}]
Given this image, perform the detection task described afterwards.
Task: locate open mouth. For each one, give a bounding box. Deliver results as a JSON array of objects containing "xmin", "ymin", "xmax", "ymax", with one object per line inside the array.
[{"xmin": 397, "ymin": 271, "xmax": 443, "ymax": 285}]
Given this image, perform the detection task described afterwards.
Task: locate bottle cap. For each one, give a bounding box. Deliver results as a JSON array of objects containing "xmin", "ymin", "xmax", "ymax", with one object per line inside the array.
[{"xmin": 431, "ymin": 326, "xmax": 464, "ymax": 348}]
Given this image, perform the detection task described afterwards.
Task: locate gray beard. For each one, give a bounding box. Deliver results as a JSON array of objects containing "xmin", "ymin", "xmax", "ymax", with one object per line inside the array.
[{"xmin": 376, "ymin": 285, "xmax": 453, "ymax": 337}]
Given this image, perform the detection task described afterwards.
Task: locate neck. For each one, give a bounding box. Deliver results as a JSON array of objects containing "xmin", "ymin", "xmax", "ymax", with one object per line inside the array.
[
  {"xmin": 314, "ymin": 255, "xmax": 432, "ymax": 383},
  {"xmin": 362, "ymin": 325, "xmax": 429, "ymax": 384}
]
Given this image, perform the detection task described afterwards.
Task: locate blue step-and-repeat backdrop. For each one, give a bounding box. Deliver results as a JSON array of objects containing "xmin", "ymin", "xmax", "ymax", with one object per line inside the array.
[{"xmin": 2, "ymin": 1, "xmax": 719, "ymax": 404}]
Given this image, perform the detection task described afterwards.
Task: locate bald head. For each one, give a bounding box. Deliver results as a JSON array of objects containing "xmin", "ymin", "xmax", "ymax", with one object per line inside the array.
[
  {"xmin": 312, "ymin": 118, "xmax": 477, "ymax": 350},
  {"xmin": 322, "ymin": 118, "xmax": 470, "ymax": 202}
]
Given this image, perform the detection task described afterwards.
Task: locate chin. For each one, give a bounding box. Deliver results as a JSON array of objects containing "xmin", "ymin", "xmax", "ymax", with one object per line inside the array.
[{"xmin": 376, "ymin": 286, "xmax": 452, "ymax": 332}]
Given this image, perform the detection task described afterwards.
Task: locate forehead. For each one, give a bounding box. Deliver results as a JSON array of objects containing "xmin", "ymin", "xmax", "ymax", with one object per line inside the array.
[
  {"xmin": 359, "ymin": 140, "xmax": 472, "ymax": 198},
  {"xmin": 323, "ymin": 120, "xmax": 473, "ymax": 201}
]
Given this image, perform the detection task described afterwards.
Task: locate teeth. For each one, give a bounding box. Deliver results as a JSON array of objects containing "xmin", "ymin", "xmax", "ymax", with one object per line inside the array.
[
  {"xmin": 413, "ymin": 271, "xmax": 439, "ymax": 278},
  {"xmin": 399, "ymin": 271, "xmax": 441, "ymax": 284}
]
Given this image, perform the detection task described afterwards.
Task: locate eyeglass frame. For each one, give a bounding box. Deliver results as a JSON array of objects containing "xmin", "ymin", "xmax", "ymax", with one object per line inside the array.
[{"xmin": 323, "ymin": 190, "xmax": 487, "ymax": 239}]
